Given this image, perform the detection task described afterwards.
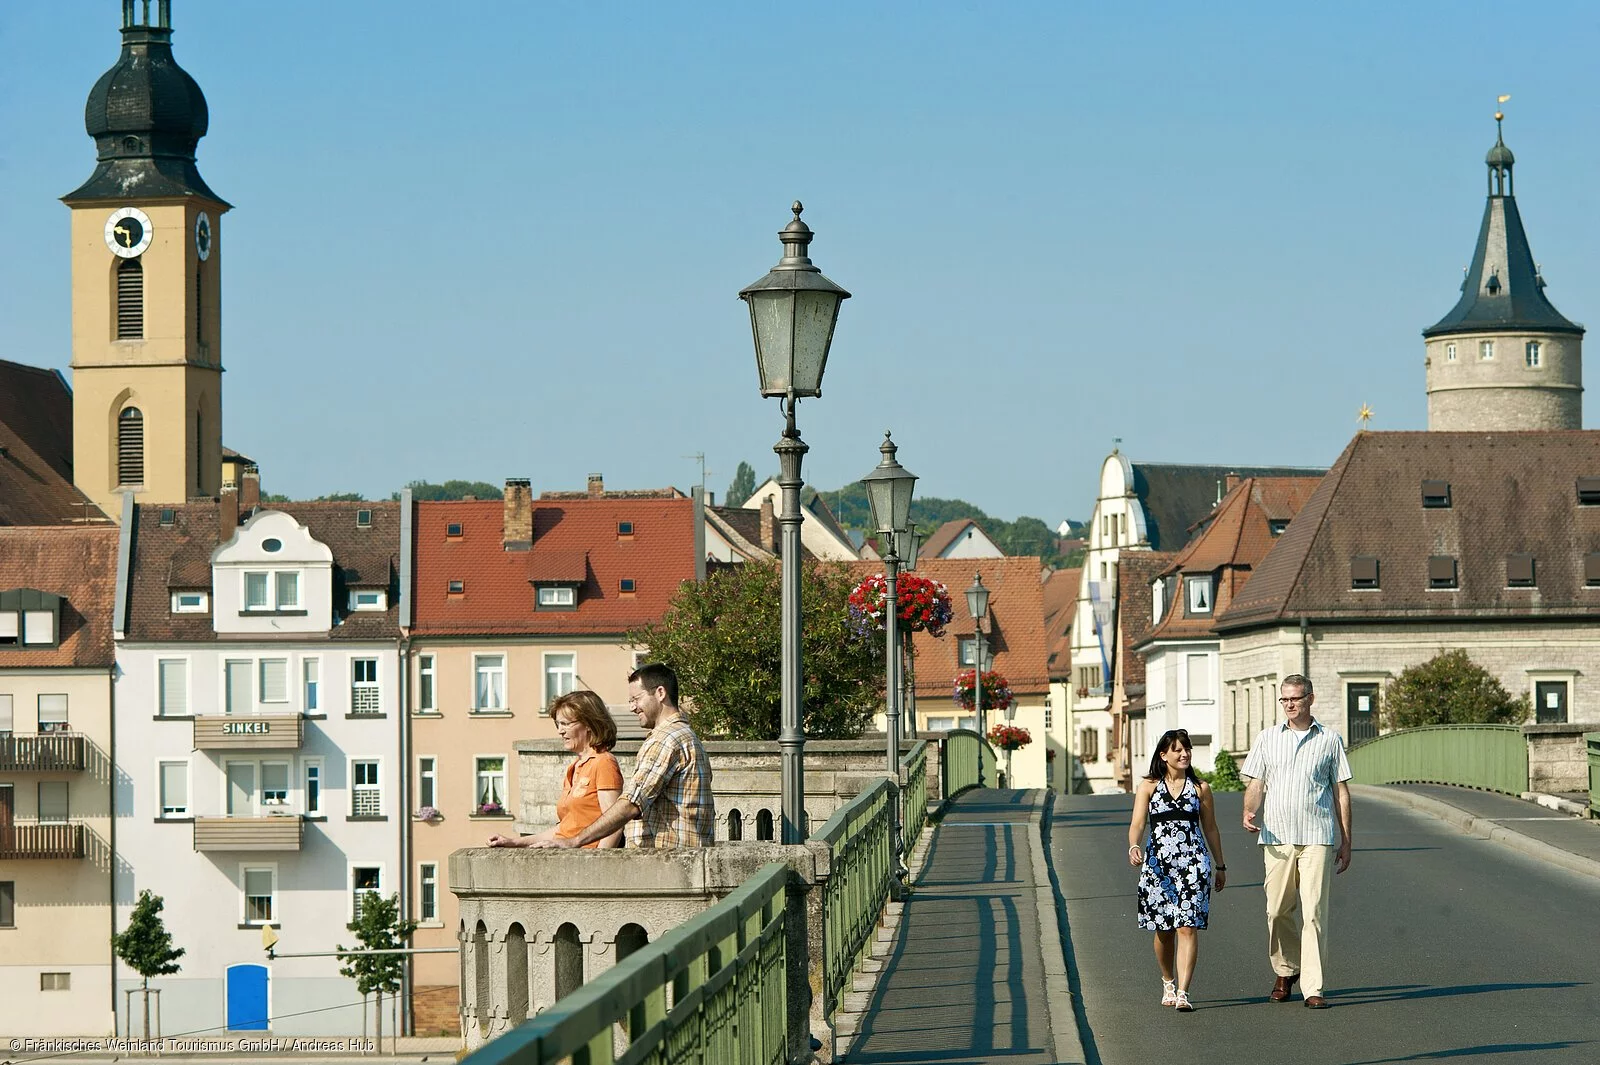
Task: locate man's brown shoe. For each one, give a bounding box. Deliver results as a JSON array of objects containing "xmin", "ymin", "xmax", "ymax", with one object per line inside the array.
[
  {"xmin": 1303, "ymin": 996, "xmax": 1330, "ymax": 1009},
  {"xmin": 1269, "ymin": 974, "xmax": 1299, "ymax": 1002}
]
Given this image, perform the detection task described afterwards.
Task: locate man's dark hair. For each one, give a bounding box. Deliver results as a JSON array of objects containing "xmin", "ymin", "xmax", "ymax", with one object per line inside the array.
[
  {"xmin": 1282, "ymin": 673, "xmax": 1314, "ymax": 695},
  {"xmin": 629, "ymin": 662, "xmax": 679, "ymax": 707}
]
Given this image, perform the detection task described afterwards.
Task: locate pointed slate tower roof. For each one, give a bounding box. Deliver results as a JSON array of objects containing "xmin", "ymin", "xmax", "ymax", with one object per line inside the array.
[
  {"xmin": 62, "ymin": 0, "xmax": 227, "ymax": 205},
  {"xmin": 1423, "ymin": 115, "xmax": 1580, "ymax": 338}
]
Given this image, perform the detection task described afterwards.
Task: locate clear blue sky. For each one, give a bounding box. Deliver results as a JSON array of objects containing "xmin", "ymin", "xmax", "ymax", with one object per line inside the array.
[{"xmin": 5, "ymin": 2, "xmax": 1600, "ymax": 525}]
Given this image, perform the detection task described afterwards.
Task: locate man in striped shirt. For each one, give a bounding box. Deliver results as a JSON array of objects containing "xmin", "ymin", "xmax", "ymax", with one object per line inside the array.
[
  {"xmin": 1241, "ymin": 674, "xmax": 1353, "ymax": 1010},
  {"xmin": 538, "ymin": 663, "xmax": 716, "ymax": 849}
]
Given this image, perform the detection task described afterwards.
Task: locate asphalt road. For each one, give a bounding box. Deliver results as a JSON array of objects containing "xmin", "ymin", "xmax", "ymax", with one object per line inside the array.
[{"xmin": 1048, "ymin": 790, "xmax": 1600, "ymax": 1065}]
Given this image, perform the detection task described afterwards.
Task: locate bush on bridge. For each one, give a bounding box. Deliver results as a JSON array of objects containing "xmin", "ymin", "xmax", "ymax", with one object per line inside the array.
[{"xmin": 1381, "ymin": 648, "xmax": 1531, "ymax": 729}]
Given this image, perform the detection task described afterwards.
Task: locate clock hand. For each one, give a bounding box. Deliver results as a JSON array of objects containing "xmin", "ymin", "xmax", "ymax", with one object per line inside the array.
[{"xmin": 116, "ymin": 223, "xmax": 134, "ymax": 247}]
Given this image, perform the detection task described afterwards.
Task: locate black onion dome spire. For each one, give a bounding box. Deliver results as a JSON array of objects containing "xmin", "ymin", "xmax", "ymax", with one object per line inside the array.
[
  {"xmin": 63, "ymin": 1, "xmax": 227, "ymax": 204},
  {"xmin": 1424, "ymin": 113, "xmax": 1579, "ymax": 338}
]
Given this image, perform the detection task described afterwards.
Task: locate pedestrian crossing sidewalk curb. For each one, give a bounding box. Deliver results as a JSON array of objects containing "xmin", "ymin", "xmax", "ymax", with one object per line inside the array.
[{"xmin": 1027, "ymin": 790, "xmax": 1087, "ymax": 1065}]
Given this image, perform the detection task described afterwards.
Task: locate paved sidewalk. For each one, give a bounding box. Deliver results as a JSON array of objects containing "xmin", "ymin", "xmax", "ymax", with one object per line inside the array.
[
  {"xmin": 840, "ymin": 789, "xmax": 1076, "ymax": 1065},
  {"xmin": 1358, "ymin": 783, "xmax": 1600, "ymax": 878}
]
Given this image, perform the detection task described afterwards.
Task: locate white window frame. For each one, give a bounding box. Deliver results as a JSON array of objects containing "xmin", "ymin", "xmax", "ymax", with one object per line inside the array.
[
  {"xmin": 302, "ymin": 757, "xmax": 324, "ymax": 817},
  {"xmin": 417, "ymin": 755, "xmax": 437, "ymax": 811},
  {"xmin": 1480, "ymin": 339, "xmax": 1495, "ymax": 360},
  {"xmin": 241, "ymin": 863, "xmax": 278, "ymax": 926},
  {"xmin": 418, "ymin": 862, "xmax": 439, "ymax": 924},
  {"xmin": 260, "ymin": 761, "xmax": 291, "ymax": 808},
  {"xmin": 536, "ymin": 586, "xmax": 575, "ymax": 608},
  {"xmin": 303, "ymin": 658, "xmax": 320, "ymax": 713},
  {"xmin": 243, "ymin": 571, "xmax": 270, "ymax": 611},
  {"xmin": 350, "ymin": 758, "xmax": 382, "ymax": 818},
  {"xmin": 223, "ymin": 658, "xmax": 253, "ymax": 714},
  {"xmin": 473, "ymin": 654, "xmax": 507, "ymax": 712},
  {"xmin": 275, "ymin": 571, "xmax": 300, "ymax": 610},
  {"xmin": 542, "ymin": 652, "xmax": 576, "ymax": 713},
  {"xmin": 157, "ymin": 759, "xmax": 190, "ymax": 818},
  {"xmin": 417, "ymin": 654, "xmax": 436, "ymax": 712},
  {"xmin": 957, "ymin": 638, "xmax": 978, "ymax": 667},
  {"xmin": 1445, "ymin": 342, "xmax": 1457, "ymax": 361},
  {"xmin": 170, "ymin": 591, "xmax": 209, "ymax": 614},
  {"xmin": 348, "ymin": 589, "xmax": 387, "ymax": 612},
  {"xmin": 37, "ymin": 694, "xmax": 68, "ymax": 733},
  {"xmin": 0, "ymin": 610, "xmax": 14, "ymax": 645},
  {"xmin": 349, "ymin": 864, "xmax": 384, "ymax": 922},
  {"xmin": 351, "ymin": 658, "xmax": 381, "ymax": 715},
  {"xmin": 1181, "ymin": 653, "xmax": 1213, "ymax": 704},
  {"xmin": 1526, "ymin": 340, "xmax": 1542, "ymax": 367},
  {"xmin": 1185, "ymin": 576, "xmax": 1213, "ymax": 615},
  {"xmin": 474, "ymin": 755, "xmax": 507, "ymax": 814},
  {"xmin": 0, "ymin": 694, "xmax": 12, "ymax": 733},
  {"xmin": 258, "ymin": 658, "xmax": 289, "ymax": 705},
  {"xmin": 242, "ymin": 570, "xmax": 302, "ymax": 612},
  {"xmin": 156, "ymin": 657, "xmax": 190, "ymax": 717}
]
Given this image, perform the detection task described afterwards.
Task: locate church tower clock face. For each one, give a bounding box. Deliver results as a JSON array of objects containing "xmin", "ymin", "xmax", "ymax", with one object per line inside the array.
[
  {"xmin": 195, "ymin": 212, "xmax": 212, "ymax": 260},
  {"xmin": 105, "ymin": 206, "xmax": 153, "ymax": 258}
]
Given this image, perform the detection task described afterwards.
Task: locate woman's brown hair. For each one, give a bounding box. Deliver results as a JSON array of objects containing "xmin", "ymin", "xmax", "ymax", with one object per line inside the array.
[{"xmin": 550, "ymin": 689, "xmax": 617, "ymax": 753}]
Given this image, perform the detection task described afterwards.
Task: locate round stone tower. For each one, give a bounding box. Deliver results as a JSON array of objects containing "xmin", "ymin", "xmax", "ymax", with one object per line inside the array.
[{"xmin": 1423, "ymin": 115, "xmax": 1583, "ymax": 431}]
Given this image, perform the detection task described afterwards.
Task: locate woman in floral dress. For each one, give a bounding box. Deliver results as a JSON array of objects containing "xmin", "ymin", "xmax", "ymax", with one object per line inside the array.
[{"xmin": 1127, "ymin": 729, "xmax": 1227, "ymax": 1011}]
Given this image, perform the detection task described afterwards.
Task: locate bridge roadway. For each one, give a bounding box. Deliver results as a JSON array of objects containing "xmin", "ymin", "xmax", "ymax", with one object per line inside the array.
[{"xmin": 1050, "ymin": 787, "xmax": 1600, "ymax": 1065}]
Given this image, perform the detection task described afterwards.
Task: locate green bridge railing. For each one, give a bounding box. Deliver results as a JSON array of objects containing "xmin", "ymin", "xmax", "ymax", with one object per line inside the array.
[
  {"xmin": 900, "ymin": 740, "xmax": 929, "ymax": 847},
  {"xmin": 1348, "ymin": 724, "xmax": 1529, "ymax": 795},
  {"xmin": 940, "ymin": 728, "xmax": 997, "ymax": 797},
  {"xmin": 813, "ymin": 777, "xmax": 894, "ymax": 1022},
  {"xmin": 462, "ymin": 862, "xmax": 791, "ymax": 1065},
  {"xmin": 1586, "ymin": 732, "xmax": 1600, "ymax": 818}
]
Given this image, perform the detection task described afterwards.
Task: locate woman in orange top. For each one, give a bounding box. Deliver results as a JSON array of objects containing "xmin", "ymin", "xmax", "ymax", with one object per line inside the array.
[{"xmin": 487, "ymin": 690, "xmax": 624, "ymax": 850}]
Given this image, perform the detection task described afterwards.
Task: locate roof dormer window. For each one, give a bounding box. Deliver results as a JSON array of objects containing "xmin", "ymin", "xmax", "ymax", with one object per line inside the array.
[
  {"xmin": 1576, "ymin": 478, "xmax": 1600, "ymax": 505},
  {"xmin": 536, "ymin": 585, "xmax": 577, "ymax": 610},
  {"xmin": 356, "ymin": 509, "xmax": 372, "ymax": 528},
  {"xmin": 1184, "ymin": 576, "xmax": 1212, "ymax": 615},
  {"xmin": 243, "ymin": 571, "xmax": 301, "ymax": 612},
  {"xmin": 171, "ymin": 591, "xmax": 209, "ymax": 614},
  {"xmin": 1421, "ymin": 480, "xmax": 1452, "ymax": 508},
  {"xmin": 1506, "ymin": 554, "xmax": 1536, "ymax": 588},
  {"xmin": 618, "ymin": 521, "xmax": 634, "ymax": 537},
  {"xmin": 1428, "ymin": 556, "xmax": 1459, "ymax": 590},
  {"xmin": 349, "ymin": 590, "xmax": 387, "ymax": 611},
  {"xmin": 1351, "ymin": 556, "xmax": 1380, "ymax": 590},
  {"xmin": 1268, "ymin": 519, "xmax": 1290, "ymax": 537},
  {"xmin": 0, "ymin": 590, "xmax": 62, "ymax": 649},
  {"xmin": 446, "ymin": 522, "xmax": 464, "ymax": 538}
]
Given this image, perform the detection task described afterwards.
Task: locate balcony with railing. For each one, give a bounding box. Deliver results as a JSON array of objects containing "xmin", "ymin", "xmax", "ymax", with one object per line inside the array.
[
  {"xmin": 0, "ymin": 819, "xmax": 86, "ymax": 859},
  {"xmin": 0, "ymin": 732, "xmax": 88, "ymax": 772},
  {"xmin": 192, "ymin": 814, "xmax": 305, "ymax": 852},
  {"xmin": 192, "ymin": 714, "xmax": 304, "ymax": 752}
]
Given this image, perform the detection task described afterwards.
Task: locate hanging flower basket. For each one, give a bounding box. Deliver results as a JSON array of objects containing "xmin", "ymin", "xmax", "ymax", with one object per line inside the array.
[
  {"xmin": 848, "ymin": 573, "xmax": 955, "ymax": 637},
  {"xmin": 953, "ymin": 669, "xmax": 1014, "ymax": 712},
  {"xmin": 987, "ymin": 724, "xmax": 1032, "ymax": 751}
]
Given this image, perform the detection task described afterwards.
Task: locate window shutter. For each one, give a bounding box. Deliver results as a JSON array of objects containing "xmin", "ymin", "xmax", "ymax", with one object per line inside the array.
[
  {"xmin": 1420, "ymin": 480, "xmax": 1451, "ymax": 508},
  {"xmin": 1577, "ymin": 478, "xmax": 1600, "ymax": 505},
  {"xmin": 1506, "ymin": 554, "xmax": 1535, "ymax": 587},
  {"xmin": 158, "ymin": 661, "xmax": 187, "ymax": 716},
  {"xmin": 1428, "ymin": 556, "xmax": 1458, "ymax": 587},
  {"xmin": 117, "ymin": 408, "xmax": 145, "ymax": 486},
  {"xmin": 1350, "ymin": 556, "xmax": 1379, "ymax": 588},
  {"xmin": 117, "ymin": 259, "xmax": 143, "ymax": 339},
  {"xmin": 1585, "ymin": 553, "xmax": 1600, "ymax": 587}
]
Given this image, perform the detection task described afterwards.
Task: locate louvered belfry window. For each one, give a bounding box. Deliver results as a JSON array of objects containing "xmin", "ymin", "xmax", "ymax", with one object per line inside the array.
[
  {"xmin": 117, "ymin": 258, "xmax": 144, "ymax": 339},
  {"xmin": 118, "ymin": 407, "xmax": 145, "ymax": 486}
]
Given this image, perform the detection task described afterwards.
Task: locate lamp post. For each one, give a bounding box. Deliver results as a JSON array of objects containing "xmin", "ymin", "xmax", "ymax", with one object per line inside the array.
[
  {"xmin": 862, "ymin": 432, "xmax": 916, "ymax": 874},
  {"xmin": 966, "ymin": 572, "xmax": 991, "ymax": 776},
  {"xmin": 898, "ymin": 523, "xmax": 921, "ymax": 740},
  {"xmin": 740, "ymin": 202, "xmax": 850, "ymax": 845}
]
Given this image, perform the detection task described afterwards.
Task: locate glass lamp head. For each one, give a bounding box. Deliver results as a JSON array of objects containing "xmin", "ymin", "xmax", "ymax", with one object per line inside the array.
[
  {"xmin": 966, "ymin": 572, "xmax": 990, "ymax": 621},
  {"xmin": 739, "ymin": 202, "xmax": 851, "ymax": 399},
  {"xmin": 862, "ymin": 431, "xmax": 917, "ymax": 536}
]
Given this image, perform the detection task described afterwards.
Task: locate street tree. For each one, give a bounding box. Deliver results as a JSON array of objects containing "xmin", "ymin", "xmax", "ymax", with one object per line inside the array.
[
  {"xmin": 631, "ymin": 560, "xmax": 883, "ymax": 739},
  {"xmin": 1381, "ymin": 649, "xmax": 1531, "ymax": 729},
  {"xmin": 112, "ymin": 889, "xmax": 185, "ymax": 1039},
  {"xmin": 337, "ymin": 892, "xmax": 418, "ymax": 1051},
  {"xmin": 725, "ymin": 461, "xmax": 758, "ymax": 507},
  {"xmin": 392, "ymin": 479, "xmax": 503, "ymax": 501}
]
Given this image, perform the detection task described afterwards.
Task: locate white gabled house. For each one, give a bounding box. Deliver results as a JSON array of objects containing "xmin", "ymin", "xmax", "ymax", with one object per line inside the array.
[{"xmin": 113, "ymin": 496, "xmax": 405, "ymax": 1037}]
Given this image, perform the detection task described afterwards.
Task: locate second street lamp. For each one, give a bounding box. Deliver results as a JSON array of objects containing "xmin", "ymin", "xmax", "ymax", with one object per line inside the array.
[
  {"xmin": 862, "ymin": 431, "xmax": 916, "ymax": 881},
  {"xmin": 898, "ymin": 523, "xmax": 920, "ymax": 740},
  {"xmin": 739, "ymin": 202, "xmax": 850, "ymax": 845},
  {"xmin": 966, "ymin": 572, "xmax": 992, "ymax": 779}
]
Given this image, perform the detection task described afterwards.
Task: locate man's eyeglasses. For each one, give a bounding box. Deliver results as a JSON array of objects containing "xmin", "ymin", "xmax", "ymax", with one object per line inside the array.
[{"xmin": 1278, "ymin": 695, "xmax": 1310, "ymax": 705}]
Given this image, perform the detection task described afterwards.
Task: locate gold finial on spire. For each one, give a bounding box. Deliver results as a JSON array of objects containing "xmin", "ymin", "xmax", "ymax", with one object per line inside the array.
[
  {"xmin": 1357, "ymin": 403, "xmax": 1374, "ymax": 431},
  {"xmin": 1496, "ymin": 93, "xmax": 1510, "ymax": 122}
]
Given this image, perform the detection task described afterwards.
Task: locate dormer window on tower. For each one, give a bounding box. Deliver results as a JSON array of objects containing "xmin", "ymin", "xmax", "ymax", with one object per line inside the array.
[
  {"xmin": 1446, "ymin": 343, "xmax": 1457, "ymax": 361},
  {"xmin": 1526, "ymin": 341, "xmax": 1542, "ymax": 367},
  {"xmin": 1480, "ymin": 340, "xmax": 1495, "ymax": 360}
]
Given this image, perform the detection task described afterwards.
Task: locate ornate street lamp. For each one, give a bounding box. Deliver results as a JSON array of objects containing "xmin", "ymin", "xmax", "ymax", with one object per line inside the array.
[
  {"xmin": 966, "ymin": 572, "xmax": 991, "ymax": 767},
  {"xmin": 740, "ymin": 202, "xmax": 850, "ymax": 844},
  {"xmin": 862, "ymin": 432, "xmax": 917, "ymax": 877},
  {"xmin": 897, "ymin": 523, "xmax": 920, "ymax": 739}
]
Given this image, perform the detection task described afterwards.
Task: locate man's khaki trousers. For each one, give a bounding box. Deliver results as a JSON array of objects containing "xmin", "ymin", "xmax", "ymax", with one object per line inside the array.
[{"xmin": 1262, "ymin": 842, "xmax": 1333, "ymax": 998}]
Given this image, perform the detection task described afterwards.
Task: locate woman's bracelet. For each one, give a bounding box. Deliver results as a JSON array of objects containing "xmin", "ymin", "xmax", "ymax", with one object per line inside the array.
[{"xmin": 1215, "ymin": 865, "xmax": 1227, "ymax": 871}]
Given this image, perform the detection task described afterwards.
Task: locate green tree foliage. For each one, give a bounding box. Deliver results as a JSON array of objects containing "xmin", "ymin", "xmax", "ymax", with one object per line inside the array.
[
  {"xmin": 819, "ymin": 483, "xmax": 1081, "ymax": 568},
  {"xmin": 631, "ymin": 560, "xmax": 884, "ymax": 739},
  {"xmin": 1202, "ymin": 749, "xmax": 1245, "ymax": 791},
  {"xmin": 262, "ymin": 492, "xmax": 291, "ymax": 503},
  {"xmin": 391, "ymin": 479, "xmax": 504, "ymax": 501},
  {"xmin": 113, "ymin": 890, "xmax": 185, "ymax": 988},
  {"xmin": 336, "ymin": 892, "xmax": 417, "ymax": 997},
  {"xmin": 1381, "ymin": 648, "xmax": 1531, "ymax": 729},
  {"xmin": 725, "ymin": 461, "xmax": 758, "ymax": 508},
  {"xmin": 315, "ymin": 491, "xmax": 367, "ymax": 502}
]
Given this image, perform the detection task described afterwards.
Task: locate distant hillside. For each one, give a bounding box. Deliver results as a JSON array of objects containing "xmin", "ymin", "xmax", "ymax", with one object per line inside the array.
[{"xmin": 818, "ymin": 482, "xmax": 1082, "ymax": 568}]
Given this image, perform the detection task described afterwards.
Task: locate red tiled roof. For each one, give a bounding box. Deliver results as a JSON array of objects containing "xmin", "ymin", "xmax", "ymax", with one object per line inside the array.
[
  {"xmin": 0, "ymin": 360, "xmax": 109, "ymax": 527},
  {"xmin": 412, "ymin": 497, "xmax": 697, "ymax": 635},
  {"xmin": 0, "ymin": 526, "xmax": 119, "ymax": 667},
  {"xmin": 126, "ymin": 501, "xmax": 402, "ymax": 642},
  {"xmin": 849, "ymin": 556, "xmax": 1049, "ymax": 695},
  {"xmin": 527, "ymin": 550, "xmax": 587, "ymax": 583}
]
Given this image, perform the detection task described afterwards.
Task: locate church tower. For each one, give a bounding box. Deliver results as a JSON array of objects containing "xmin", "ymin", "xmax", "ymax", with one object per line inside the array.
[
  {"xmin": 1423, "ymin": 113, "xmax": 1583, "ymax": 431},
  {"xmin": 64, "ymin": 0, "xmax": 228, "ymax": 518}
]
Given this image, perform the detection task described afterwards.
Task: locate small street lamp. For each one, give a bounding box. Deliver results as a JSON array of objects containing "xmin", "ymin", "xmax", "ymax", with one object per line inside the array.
[
  {"xmin": 740, "ymin": 202, "xmax": 850, "ymax": 845},
  {"xmin": 966, "ymin": 571, "xmax": 991, "ymax": 743},
  {"xmin": 862, "ymin": 432, "xmax": 917, "ymax": 876},
  {"xmin": 898, "ymin": 523, "xmax": 920, "ymax": 739}
]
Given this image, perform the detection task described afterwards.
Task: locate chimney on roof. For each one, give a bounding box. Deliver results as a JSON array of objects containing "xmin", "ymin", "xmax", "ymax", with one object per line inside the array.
[
  {"xmin": 240, "ymin": 468, "xmax": 261, "ymax": 510},
  {"xmin": 587, "ymin": 473, "xmax": 604, "ymax": 498},
  {"xmin": 503, "ymin": 477, "xmax": 533, "ymax": 550},
  {"xmin": 1224, "ymin": 474, "xmax": 1242, "ymax": 495},
  {"xmin": 220, "ymin": 484, "xmax": 240, "ymax": 543},
  {"xmin": 759, "ymin": 497, "xmax": 777, "ymax": 553}
]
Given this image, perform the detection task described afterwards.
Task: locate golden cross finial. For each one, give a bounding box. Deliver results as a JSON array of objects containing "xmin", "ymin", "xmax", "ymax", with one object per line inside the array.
[{"xmin": 1357, "ymin": 403, "xmax": 1374, "ymax": 431}]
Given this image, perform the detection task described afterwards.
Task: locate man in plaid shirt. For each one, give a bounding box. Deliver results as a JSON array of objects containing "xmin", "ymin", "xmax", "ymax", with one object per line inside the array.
[{"xmin": 536, "ymin": 663, "xmax": 716, "ymax": 848}]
